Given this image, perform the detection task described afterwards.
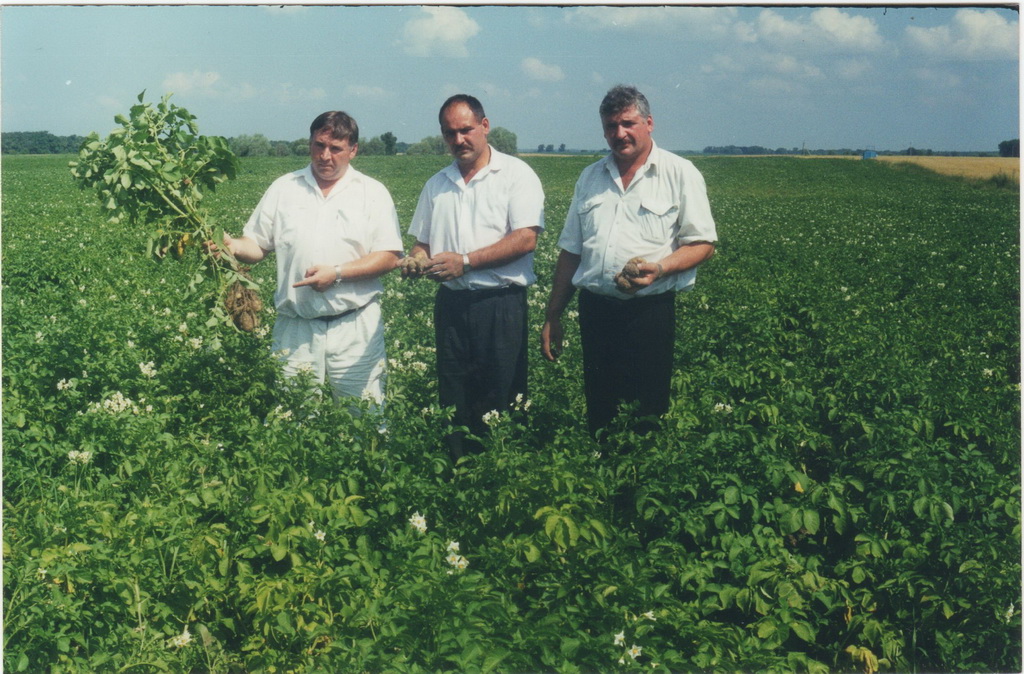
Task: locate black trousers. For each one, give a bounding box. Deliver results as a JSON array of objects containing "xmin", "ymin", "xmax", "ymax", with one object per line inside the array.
[
  {"xmin": 435, "ymin": 285, "xmax": 528, "ymax": 458},
  {"xmin": 578, "ymin": 289, "xmax": 676, "ymax": 438}
]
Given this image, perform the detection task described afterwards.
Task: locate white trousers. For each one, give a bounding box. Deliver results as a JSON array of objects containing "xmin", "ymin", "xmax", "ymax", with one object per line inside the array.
[{"xmin": 271, "ymin": 301, "xmax": 387, "ymax": 406}]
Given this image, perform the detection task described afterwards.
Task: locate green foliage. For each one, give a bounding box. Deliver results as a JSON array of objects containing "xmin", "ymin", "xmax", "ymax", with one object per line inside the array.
[
  {"xmin": 998, "ymin": 138, "xmax": 1019, "ymax": 158},
  {"xmin": 228, "ymin": 133, "xmax": 272, "ymax": 158},
  {"xmin": 406, "ymin": 135, "xmax": 448, "ymax": 156},
  {"xmin": 2, "ymin": 130, "xmax": 87, "ymax": 155},
  {"xmin": 68, "ymin": 92, "xmax": 255, "ymax": 329},
  {"xmin": 4, "ymin": 154, "xmax": 1019, "ymax": 672},
  {"xmin": 489, "ymin": 126, "xmax": 519, "ymax": 156}
]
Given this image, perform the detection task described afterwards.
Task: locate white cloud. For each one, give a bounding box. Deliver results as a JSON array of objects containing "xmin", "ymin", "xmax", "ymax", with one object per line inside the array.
[
  {"xmin": 913, "ymin": 67, "xmax": 963, "ymax": 90},
  {"xmin": 906, "ymin": 9, "xmax": 1018, "ymax": 60},
  {"xmin": 344, "ymin": 85, "xmax": 392, "ymax": 101},
  {"xmin": 752, "ymin": 8, "xmax": 883, "ymax": 51},
  {"xmin": 522, "ymin": 57, "xmax": 564, "ymax": 82},
  {"xmin": 401, "ymin": 7, "xmax": 480, "ymax": 57},
  {"xmin": 836, "ymin": 58, "xmax": 872, "ymax": 80},
  {"xmin": 810, "ymin": 8, "xmax": 884, "ymax": 50},
  {"xmin": 162, "ymin": 70, "xmax": 221, "ymax": 96},
  {"xmin": 701, "ymin": 54, "xmax": 743, "ymax": 76},
  {"xmin": 766, "ymin": 54, "xmax": 822, "ymax": 79},
  {"xmin": 569, "ymin": 6, "xmax": 738, "ymax": 36}
]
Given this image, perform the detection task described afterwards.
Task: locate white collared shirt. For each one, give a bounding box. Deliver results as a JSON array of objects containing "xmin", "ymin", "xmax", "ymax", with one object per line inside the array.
[
  {"xmin": 243, "ymin": 164, "xmax": 403, "ymax": 320},
  {"xmin": 558, "ymin": 143, "xmax": 717, "ymax": 298},
  {"xmin": 409, "ymin": 146, "xmax": 545, "ymax": 290}
]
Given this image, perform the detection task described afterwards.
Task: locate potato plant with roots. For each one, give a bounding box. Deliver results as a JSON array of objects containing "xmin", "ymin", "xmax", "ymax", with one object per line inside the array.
[{"xmin": 69, "ymin": 92, "xmax": 262, "ymax": 331}]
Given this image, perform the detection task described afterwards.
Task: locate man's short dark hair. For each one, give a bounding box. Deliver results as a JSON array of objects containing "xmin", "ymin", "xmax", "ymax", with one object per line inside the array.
[
  {"xmin": 439, "ymin": 94, "xmax": 486, "ymax": 125},
  {"xmin": 309, "ymin": 111, "xmax": 359, "ymax": 146},
  {"xmin": 599, "ymin": 85, "xmax": 651, "ymax": 119}
]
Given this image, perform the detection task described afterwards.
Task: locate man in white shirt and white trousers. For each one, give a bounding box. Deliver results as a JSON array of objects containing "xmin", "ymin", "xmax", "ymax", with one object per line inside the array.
[
  {"xmin": 541, "ymin": 85, "xmax": 717, "ymax": 439},
  {"xmin": 221, "ymin": 111, "xmax": 403, "ymax": 411}
]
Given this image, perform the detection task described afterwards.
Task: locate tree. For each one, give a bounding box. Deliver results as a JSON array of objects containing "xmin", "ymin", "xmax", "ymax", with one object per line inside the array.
[
  {"xmin": 2, "ymin": 131, "xmax": 85, "ymax": 154},
  {"xmin": 559, "ymin": 143, "xmax": 566, "ymax": 153},
  {"xmin": 270, "ymin": 141, "xmax": 293, "ymax": 157},
  {"xmin": 360, "ymin": 136, "xmax": 386, "ymax": 156},
  {"xmin": 999, "ymin": 139, "xmax": 1019, "ymax": 158},
  {"xmin": 537, "ymin": 144, "xmax": 545, "ymax": 153},
  {"xmin": 381, "ymin": 131, "xmax": 397, "ymax": 156},
  {"xmin": 489, "ymin": 127, "xmax": 518, "ymax": 155},
  {"xmin": 229, "ymin": 134, "xmax": 271, "ymax": 157},
  {"xmin": 406, "ymin": 135, "xmax": 447, "ymax": 155}
]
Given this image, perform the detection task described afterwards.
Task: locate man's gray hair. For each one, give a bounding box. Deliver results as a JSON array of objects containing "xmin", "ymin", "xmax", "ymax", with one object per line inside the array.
[{"xmin": 599, "ymin": 85, "xmax": 651, "ymax": 119}]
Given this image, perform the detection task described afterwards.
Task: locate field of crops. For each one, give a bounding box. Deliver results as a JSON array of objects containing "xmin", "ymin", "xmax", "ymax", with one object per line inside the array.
[{"xmin": 3, "ymin": 153, "xmax": 1020, "ymax": 673}]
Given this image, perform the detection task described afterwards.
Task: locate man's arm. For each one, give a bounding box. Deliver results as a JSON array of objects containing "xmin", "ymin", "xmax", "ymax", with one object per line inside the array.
[
  {"xmin": 293, "ymin": 251, "xmax": 401, "ymax": 292},
  {"xmin": 625, "ymin": 242, "xmax": 716, "ymax": 292},
  {"xmin": 222, "ymin": 234, "xmax": 269, "ymax": 265},
  {"xmin": 540, "ymin": 249, "xmax": 581, "ymax": 362},
  {"xmin": 424, "ymin": 227, "xmax": 540, "ymax": 283}
]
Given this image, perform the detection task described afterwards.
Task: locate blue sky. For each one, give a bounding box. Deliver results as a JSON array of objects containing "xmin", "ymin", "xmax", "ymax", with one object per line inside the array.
[{"xmin": 2, "ymin": 4, "xmax": 1019, "ymax": 152}]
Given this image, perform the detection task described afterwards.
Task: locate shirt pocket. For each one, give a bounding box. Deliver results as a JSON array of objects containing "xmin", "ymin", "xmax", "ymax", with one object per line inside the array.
[
  {"xmin": 637, "ymin": 198, "xmax": 678, "ymax": 243},
  {"xmin": 276, "ymin": 205, "xmax": 311, "ymax": 251},
  {"xmin": 577, "ymin": 195, "xmax": 609, "ymax": 238}
]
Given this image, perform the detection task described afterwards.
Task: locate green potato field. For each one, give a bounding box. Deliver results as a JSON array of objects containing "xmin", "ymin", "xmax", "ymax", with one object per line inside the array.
[{"xmin": 2, "ymin": 151, "xmax": 1020, "ymax": 673}]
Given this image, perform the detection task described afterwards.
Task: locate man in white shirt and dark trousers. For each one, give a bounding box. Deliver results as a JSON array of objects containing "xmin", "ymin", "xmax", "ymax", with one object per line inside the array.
[
  {"xmin": 405, "ymin": 94, "xmax": 545, "ymax": 463},
  {"xmin": 541, "ymin": 85, "xmax": 717, "ymax": 440},
  {"xmin": 220, "ymin": 111, "xmax": 403, "ymax": 411}
]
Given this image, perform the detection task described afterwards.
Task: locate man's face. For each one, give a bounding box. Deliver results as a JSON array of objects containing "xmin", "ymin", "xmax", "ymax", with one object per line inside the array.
[
  {"xmin": 441, "ymin": 103, "xmax": 490, "ymax": 168},
  {"xmin": 308, "ymin": 129, "xmax": 357, "ymax": 185},
  {"xmin": 602, "ymin": 105, "xmax": 654, "ymax": 165}
]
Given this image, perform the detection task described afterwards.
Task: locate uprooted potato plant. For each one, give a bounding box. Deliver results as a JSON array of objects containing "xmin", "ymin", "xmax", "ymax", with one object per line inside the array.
[{"xmin": 70, "ymin": 91, "xmax": 261, "ymax": 331}]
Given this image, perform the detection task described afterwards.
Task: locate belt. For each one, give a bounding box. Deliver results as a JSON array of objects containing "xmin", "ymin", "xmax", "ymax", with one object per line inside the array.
[
  {"xmin": 580, "ymin": 288, "xmax": 675, "ymax": 306},
  {"xmin": 438, "ymin": 284, "xmax": 525, "ymax": 299},
  {"xmin": 314, "ymin": 302, "xmax": 370, "ymax": 322}
]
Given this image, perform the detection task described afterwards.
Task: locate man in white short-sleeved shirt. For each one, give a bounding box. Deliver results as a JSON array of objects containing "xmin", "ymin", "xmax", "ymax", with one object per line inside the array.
[
  {"xmin": 405, "ymin": 94, "xmax": 545, "ymax": 462},
  {"xmin": 220, "ymin": 111, "xmax": 403, "ymax": 409},
  {"xmin": 542, "ymin": 85, "xmax": 717, "ymax": 438}
]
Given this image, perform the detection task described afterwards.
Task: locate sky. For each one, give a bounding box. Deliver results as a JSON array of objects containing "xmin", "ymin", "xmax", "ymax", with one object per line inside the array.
[{"xmin": 1, "ymin": 3, "xmax": 1019, "ymax": 153}]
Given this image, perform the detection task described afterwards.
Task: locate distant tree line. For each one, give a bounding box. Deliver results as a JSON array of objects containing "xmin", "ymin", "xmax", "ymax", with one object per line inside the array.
[
  {"xmin": 2, "ymin": 131, "xmax": 87, "ymax": 154},
  {"xmin": 702, "ymin": 144, "xmax": 1007, "ymax": 158},
  {"xmin": 6, "ymin": 130, "xmax": 1014, "ymax": 159},
  {"xmin": 4, "ymin": 128, "xmax": 519, "ymax": 157}
]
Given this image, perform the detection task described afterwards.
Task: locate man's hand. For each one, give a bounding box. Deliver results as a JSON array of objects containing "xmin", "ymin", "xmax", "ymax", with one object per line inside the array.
[
  {"xmin": 398, "ymin": 251, "xmax": 431, "ymax": 279},
  {"xmin": 293, "ymin": 265, "xmax": 338, "ymax": 292},
  {"xmin": 540, "ymin": 317, "xmax": 564, "ymax": 362},
  {"xmin": 206, "ymin": 233, "xmax": 267, "ymax": 265},
  {"xmin": 422, "ymin": 251, "xmax": 467, "ymax": 282},
  {"xmin": 614, "ymin": 257, "xmax": 663, "ymax": 294},
  {"xmin": 204, "ymin": 233, "xmax": 234, "ymax": 260}
]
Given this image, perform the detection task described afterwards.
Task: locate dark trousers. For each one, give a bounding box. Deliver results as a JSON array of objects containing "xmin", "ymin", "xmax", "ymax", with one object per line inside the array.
[
  {"xmin": 435, "ymin": 285, "xmax": 528, "ymax": 459},
  {"xmin": 578, "ymin": 289, "xmax": 676, "ymax": 438}
]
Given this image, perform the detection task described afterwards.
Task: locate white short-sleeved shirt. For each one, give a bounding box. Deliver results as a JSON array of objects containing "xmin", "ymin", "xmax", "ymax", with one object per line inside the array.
[
  {"xmin": 409, "ymin": 146, "xmax": 545, "ymax": 290},
  {"xmin": 243, "ymin": 164, "xmax": 403, "ymax": 320},
  {"xmin": 558, "ymin": 143, "xmax": 717, "ymax": 299}
]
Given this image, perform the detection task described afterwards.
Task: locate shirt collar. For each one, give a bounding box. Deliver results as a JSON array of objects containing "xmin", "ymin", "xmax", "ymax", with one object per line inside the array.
[
  {"xmin": 603, "ymin": 141, "xmax": 660, "ymax": 188},
  {"xmin": 301, "ymin": 164, "xmax": 359, "ymax": 195},
  {"xmin": 444, "ymin": 144, "xmax": 504, "ymax": 184}
]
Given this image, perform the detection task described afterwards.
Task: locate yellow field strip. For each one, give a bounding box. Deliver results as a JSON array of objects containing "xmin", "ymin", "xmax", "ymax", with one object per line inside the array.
[{"xmin": 873, "ymin": 155, "xmax": 1019, "ymax": 181}]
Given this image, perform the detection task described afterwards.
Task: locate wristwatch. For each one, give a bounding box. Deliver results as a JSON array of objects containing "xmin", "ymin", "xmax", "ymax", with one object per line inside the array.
[
  {"xmin": 333, "ymin": 264, "xmax": 343, "ymax": 286},
  {"xmin": 462, "ymin": 253, "xmax": 472, "ymax": 272}
]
